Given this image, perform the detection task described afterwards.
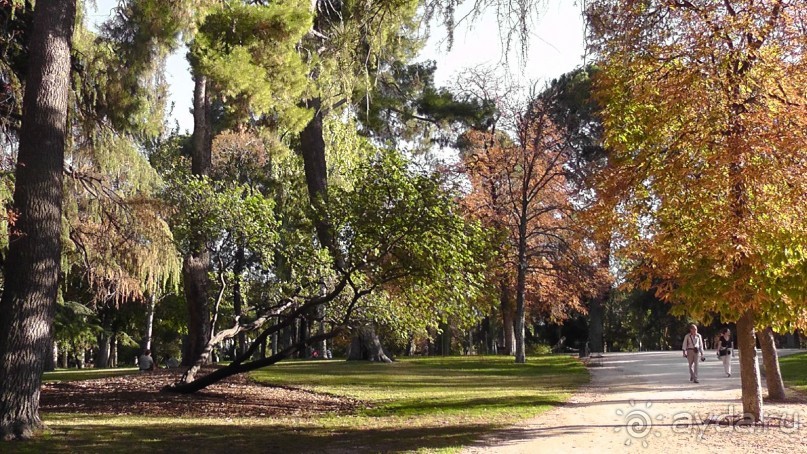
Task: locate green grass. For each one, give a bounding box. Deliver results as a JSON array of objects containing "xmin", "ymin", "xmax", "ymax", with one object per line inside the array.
[
  {"xmin": 780, "ymin": 351, "xmax": 807, "ymax": 394},
  {"xmin": 42, "ymin": 367, "xmax": 139, "ymax": 382},
  {"xmin": 12, "ymin": 355, "xmax": 587, "ymax": 454}
]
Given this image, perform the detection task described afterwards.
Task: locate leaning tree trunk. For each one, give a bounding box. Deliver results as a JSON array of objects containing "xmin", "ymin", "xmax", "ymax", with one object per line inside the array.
[
  {"xmin": 0, "ymin": 0, "xmax": 76, "ymax": 440},
  {"xmin": 737, "ymin": 310, "xmax": 763, "ymax": 422},
  {"xmin": 759, "ymin": 326, "xmax": 786, "ymax": 401},
  {"xmin": 347, "ymin": 325, "xmax": 392, "ymax": 363},
  {"xmin": 182, "ymin": 72, "xmax": 213, "ymax": 366}
]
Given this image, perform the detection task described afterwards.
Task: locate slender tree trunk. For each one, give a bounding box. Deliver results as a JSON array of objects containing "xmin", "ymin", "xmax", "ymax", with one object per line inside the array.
[
  {"xmin": 759, "ymin": 326, "xmax": 786, "ymax": 401},
  {"xmin": 514, "ymin": 216, "xmax": 528, "ymax": 364},
  {"xmin": 233, "ymin": 244, "xmax": 247, "ymax": 356},
  {"xmin": 737, "ymin": 310, "xmax": 763, "ymax": 422},
  {"xmin": 0, "ymin": 0, "xmax": 76, "ymax": 439},
  {"xmin": 182, "ymin": 72, "xmax": 213, "ymax": 366},
  {"xmin": 143, "ymin": 294, "xmax": 156, "ymax": 351},
  {"xmin": 500, "ymin": 281, "xmax": 515, "ymax": 355}
]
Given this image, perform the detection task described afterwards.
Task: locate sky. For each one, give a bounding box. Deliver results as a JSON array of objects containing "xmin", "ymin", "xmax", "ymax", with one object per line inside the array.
[{"xmin": 89, "ymin": 1, "xmax": 588, "ymax": 133}]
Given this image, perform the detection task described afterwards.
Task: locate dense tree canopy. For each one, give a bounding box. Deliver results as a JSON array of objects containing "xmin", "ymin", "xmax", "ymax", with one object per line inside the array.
[{"xmin": 587, "ymin": 0, "xmax": 807, "ymax": 421}]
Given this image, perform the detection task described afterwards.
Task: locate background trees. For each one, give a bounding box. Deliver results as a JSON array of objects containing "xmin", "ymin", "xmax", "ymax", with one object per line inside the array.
[{"xmin": 458, "ymin": 83, "xmax": 604, "ymax": 364}]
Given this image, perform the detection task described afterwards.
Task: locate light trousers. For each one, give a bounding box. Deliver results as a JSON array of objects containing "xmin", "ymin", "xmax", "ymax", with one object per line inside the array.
[
  {"xmin": 687, "ymin": 349, "xmax": 700, "ymax": 381},
  {"xmin": 721, "ymin": 352, "xmax": 732, "ymax": 375}
]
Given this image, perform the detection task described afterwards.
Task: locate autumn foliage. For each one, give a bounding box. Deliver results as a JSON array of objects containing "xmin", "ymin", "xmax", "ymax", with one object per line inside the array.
[{"xmin": 458, "ymin": 98, "xmax": 605, "ymax": 361}]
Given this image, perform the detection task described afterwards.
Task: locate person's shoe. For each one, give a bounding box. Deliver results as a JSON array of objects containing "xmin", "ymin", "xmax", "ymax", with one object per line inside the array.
[
  {"xmin": 727, "ymin": 373, "xmax": 731, "ymax": 377},
  {"xmin": 694, "ymin": 380, "xmax": 699, "ymax": 383},
  {"xmin": 690, "ymin": 377, "xmax": 694, "ymax": 382}
]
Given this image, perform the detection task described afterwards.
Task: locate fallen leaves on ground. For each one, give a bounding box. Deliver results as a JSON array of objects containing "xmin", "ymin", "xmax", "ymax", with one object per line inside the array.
[{"xmin": 40, "ymin": 367, "xmax": 364, "ymax": 418}]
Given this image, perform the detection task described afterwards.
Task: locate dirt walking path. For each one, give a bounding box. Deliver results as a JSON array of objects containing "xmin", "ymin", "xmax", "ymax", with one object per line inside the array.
[{"xmin": 462, "ymin": 350, "xmax": 807, "ymax": 454}]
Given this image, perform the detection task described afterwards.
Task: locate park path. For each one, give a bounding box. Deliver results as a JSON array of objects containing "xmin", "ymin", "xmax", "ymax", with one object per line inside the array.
[{"xmin": 462, "ymin": 350, "xmax": 807, "ymax": 454}]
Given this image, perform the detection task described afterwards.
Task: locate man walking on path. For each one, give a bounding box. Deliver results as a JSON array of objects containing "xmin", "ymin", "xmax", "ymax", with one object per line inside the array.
[{"xmin": 682, "ymin": 324, "xmax": 705, "ymax": 383}]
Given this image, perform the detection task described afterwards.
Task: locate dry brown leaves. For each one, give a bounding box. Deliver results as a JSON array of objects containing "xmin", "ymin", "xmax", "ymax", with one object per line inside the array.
[{"xmin": 40, "ymin": 367, "xmax": 364, "ymax": 418}]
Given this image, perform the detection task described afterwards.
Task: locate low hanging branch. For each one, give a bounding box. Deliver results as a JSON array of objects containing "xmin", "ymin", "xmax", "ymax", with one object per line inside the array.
[
  {"xmin": 170, "ymin": 274, "xmax": 351, "ymax": 387},
  {"xmin": 164, "ymin": 281, "xmax": 368, "ymax": 394}
]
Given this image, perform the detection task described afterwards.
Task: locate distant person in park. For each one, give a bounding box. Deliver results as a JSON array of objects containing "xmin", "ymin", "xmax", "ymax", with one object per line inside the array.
[
  {"xmin": 165, "ymin": 357, "xmax": 180, "ymax": 369},
  {"xmin": 138, "ymin": 349, "xmax": 156, "ymax": 372},
  {"xmin": 682, "ymin": 324, "xmax": 705, "ymax": 383},
  {"xmin": 717, "ymin": 328, "xmax": 734, "ymax": 377}
]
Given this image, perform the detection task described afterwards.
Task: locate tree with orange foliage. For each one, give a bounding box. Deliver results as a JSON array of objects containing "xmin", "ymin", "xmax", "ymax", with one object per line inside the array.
[
  {"xmin": 460, "ymin": 96, "xmax": 601, "ymax": 363},
  {"xmin": 588, "ymin": 0, "xmax": 807, "ymax": 421}
]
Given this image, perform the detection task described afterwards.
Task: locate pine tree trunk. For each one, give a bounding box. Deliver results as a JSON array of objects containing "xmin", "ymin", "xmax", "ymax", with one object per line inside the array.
[
  {"xmin": 182, "ymin": 72, "xmax": 213, "ymax": 366},
  {"xmin": 759, "ymin": 326, "xmax": 786, "ymax": 401},
  {"xmin": 737, "ymin": 310, "xmax": 763, "ymax": 422},
  {"xmin": 0, "ymin": 0, "xmax": 76, "ymax": 440}
]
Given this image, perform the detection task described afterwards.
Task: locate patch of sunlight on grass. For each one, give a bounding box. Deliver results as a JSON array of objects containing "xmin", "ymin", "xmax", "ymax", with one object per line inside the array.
[
  {"xmin": 43, "ymin": 367, "xmax": 139, "ymax": 382},
  {"xmin": 780, "ymin": 351, "xmax": 807, "ymax": 394}
]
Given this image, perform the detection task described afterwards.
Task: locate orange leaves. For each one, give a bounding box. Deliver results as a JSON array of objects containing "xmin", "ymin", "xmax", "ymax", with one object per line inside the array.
[
  {"xmin": 458, "ymin": 99, "xmax": 604, "ymax": 321},
  {"xmin": 589, "ymin": 0, "xmax": 807, "ymax": 323}
]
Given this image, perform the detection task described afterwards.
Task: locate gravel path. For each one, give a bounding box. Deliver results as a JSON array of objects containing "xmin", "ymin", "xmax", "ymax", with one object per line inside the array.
[{"xmin": 463, "ymin": 350, "xmax": 807, "ymax": 453}]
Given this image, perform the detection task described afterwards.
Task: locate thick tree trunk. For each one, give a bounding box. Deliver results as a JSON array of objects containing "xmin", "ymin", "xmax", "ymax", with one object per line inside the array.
[
  {"xmin": 300, "ymin": 99, "xmax": 336, "ymax": 254},
  {"xmin": 0, "ymin": 0, "xmax": 76, "ymax": 440},
  {"xmin": 347, "ymin": 325, "xmax": 392, "ymax": 363},
  {"xmin": 737, "ymin": 310, "xmax": 763, "ymax": 422},
  {"xmin": 759, "ymin": 326, "xmax": 786, "ymax": 401},
  {"xmin": 182, "ymin": 72, "xmax": 213, "ymax": 366},
  {"xmin": 500, "ymin": 281, "xmax": 515, "ymax": 355}
]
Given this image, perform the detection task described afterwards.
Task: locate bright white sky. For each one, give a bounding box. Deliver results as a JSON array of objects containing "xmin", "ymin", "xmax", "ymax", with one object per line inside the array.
[{"xmin": 90, "ymin": 1, "xmax": 587, "ymax": 133}]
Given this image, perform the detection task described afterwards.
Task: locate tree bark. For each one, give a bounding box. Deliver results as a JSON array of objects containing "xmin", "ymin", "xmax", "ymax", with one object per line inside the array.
[
  {"xmin": 588, "ymin": 240, "xmax": 610, "ymax": 354},
  {"xmin": 0, "ymin": 0, "xmax": 76, "ymax": 440},
  {"xmin": 514, "ymin": 215, "xmax": 528, "ymax": 364},
  {"xmin": 182, "ymin": 72, "xmax": 213, "ymax": 366},
  {"xmin": 737, "ymin": 310, "xmax": 763, "ymax": 422},
  {"xmin": 233, "ymin": 244, "xmax": 247, "ymax": 356},
  {"xmin": 347, "ymin": 325, "xmax": 392, "ymax": 363},
  {"xmin": 143, "ymin": 294, "xmax": 156, "ymax": 351},
  {"xmin": 759, "ymin": 326, "xmax": 786, "ymax": 401},
  {"xmin": 500, "ymin": 281, "xmax": 515, "ymax": 355}
]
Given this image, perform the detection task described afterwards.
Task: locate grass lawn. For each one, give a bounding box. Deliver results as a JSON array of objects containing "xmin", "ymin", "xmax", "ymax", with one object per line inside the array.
[
  {"xmin": 14, "ymin": 355, "xmax": 587, "ymax": 453},
  {"xmin": 42, "ymin": 367, "xmax": 140, "ymax": 383},
  {"xmin": 780, "ymin": 351, "xmax": 807, "ymax": 394}
]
